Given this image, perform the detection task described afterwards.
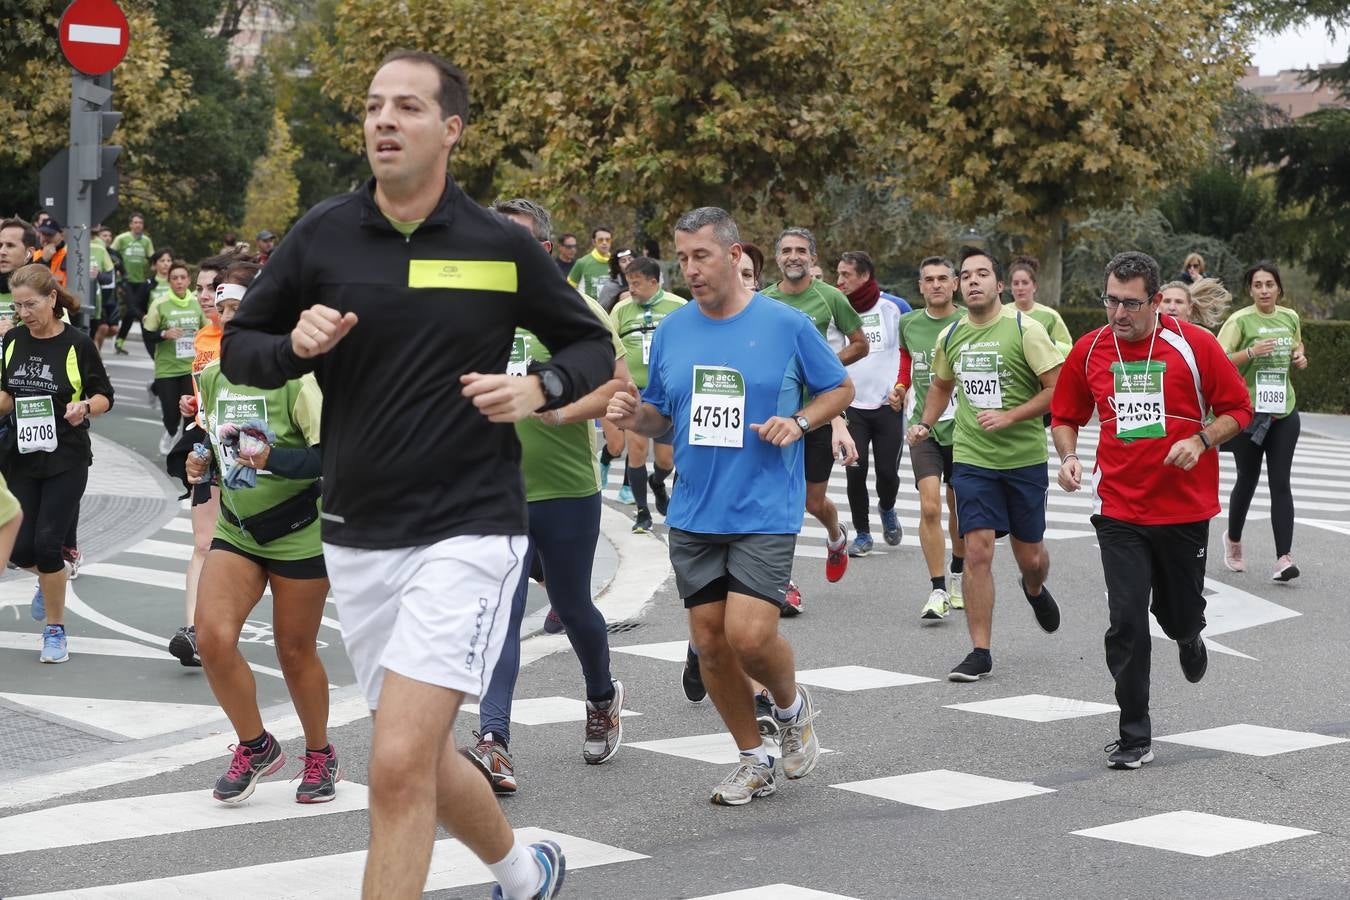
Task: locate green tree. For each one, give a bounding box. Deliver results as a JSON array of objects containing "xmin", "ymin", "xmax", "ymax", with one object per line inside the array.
[
  {"xmin": 241, "ymin": 108, "xmax": 301, "ymax": 239},
  {"xmin": 127, "ymin": 0, "xmax": 273, "ymax": 259},
  {"xmin": 1234, "ymin": 108, "xmax": 1350, "ymax": 291},
  {"xmin": 265, "ymin": 0, "xmax": 367, "ymax": 212},
  {"xmin": 311, "ymin": 0, "xmax": 867, "ymax": 238},
  {"xmin": 1158, "ymin": 164, "xmax": 1278, "ymax": 261},
  {"xmin": 857, "ymin": 0, "xmax": 1248, "ymax": 305}
]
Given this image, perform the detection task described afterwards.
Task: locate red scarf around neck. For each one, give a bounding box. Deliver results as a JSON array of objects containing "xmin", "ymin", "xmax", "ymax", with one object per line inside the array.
[{"xmin": 847, "ymin": 277, "xmax": 881, "ymax": 313}]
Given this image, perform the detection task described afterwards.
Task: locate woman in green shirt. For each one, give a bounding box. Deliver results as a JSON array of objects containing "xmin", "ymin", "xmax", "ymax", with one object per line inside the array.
[
  {"xmin": 1007, "ymin": 256, "xmax": 1072, "ymax": 356},
  {"xmin": 185, "ymin": 281, "xmax": 337, "ymax": 806},
  {"xmin": 1216, "ymin": 261, "xmax": 1308, "ymax": 582},
  {"xmin": 143, "ymin": 259, "xmax": 205, "ymax": 454}
]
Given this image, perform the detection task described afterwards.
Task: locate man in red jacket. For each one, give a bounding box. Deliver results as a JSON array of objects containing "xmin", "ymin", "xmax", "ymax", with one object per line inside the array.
[{"xmin": 1051, "ymin": 251, "xmax": 1252, "ymax": 771}]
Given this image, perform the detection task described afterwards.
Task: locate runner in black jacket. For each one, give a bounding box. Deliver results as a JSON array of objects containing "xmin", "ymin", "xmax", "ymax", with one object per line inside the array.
[{"xmin": 219, "ymin": 51, "xmax": 607, "ymax": 900}]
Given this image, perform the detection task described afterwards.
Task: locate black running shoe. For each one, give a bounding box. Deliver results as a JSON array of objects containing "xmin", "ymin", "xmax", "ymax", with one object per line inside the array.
[
  {"xmin": 632, "ymin": 508, "xmax": 653, "ymax": 534},
  {"xmin": 295, "ymin": 745, "xmax": 341, "ymax": 803},
  {"xmin": 755, "ymin": 690, "xmax": 778, "ymax": 738},
  {"xmin": 1178, "ymin": 636, "xmax": 1208, "ymax": 683},
  {"xmin": 1105, "ymin": 740, "xmax": 1155, "ymax": 770},
  {"xmin": 1021, "ymin": 578, "xmax": 1060, "ymax": 633},
  {"xmin": 948, "ymin": 650, "xmax": 992, "ymax": 682},
  {"xmin": 213, "ymin": 734, "xmax": 285, "ymax": 803},
  {"xmin": 682, "ymin": 644, "xmax": 706, "ymax": 702},
  {"xmin": 168, "ymin": 625, "xmax": 202, "ymax": 667},
  {"xmin": 648, "ymin": 473, "xmax": 669, "ymax": 516}
]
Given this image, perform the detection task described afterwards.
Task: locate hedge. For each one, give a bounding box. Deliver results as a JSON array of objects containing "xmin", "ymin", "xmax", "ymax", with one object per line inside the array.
[{"xmin": 1056, "ymin": 308, "xmax": 1350, "ymax": 413}]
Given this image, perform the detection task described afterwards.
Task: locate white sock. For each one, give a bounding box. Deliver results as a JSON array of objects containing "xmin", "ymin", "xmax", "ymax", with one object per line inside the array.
[
  {"xmin": 773, "ymin": 691, "xmax": 803, "ymax": 722},
  {"xmin": 487, "ymin": 840, "xmax": 543, "ymax": 900},
  {"xmin": 741, "ymin": 745, "xmax": 771, "ymax": 767},
  {"xmin": 828, "ymin": 528, "xmax": 846, "ymax": 549}
]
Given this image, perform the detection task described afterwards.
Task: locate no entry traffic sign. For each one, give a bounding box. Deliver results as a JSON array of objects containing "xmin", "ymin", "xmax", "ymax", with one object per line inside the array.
[{"xmin": 59, "ymin": 0, "xmax": 130, "ymax": 76}]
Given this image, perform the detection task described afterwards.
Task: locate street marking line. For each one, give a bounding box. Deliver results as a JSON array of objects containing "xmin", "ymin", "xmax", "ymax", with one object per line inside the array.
[
  {"xmin": 0, "ymin": 781, "xmax": 370, "ymax": 856},
  {"xmin": 0, "ymin": 693, "xmax": 226, "ymax": 741},
  {"xmin": 629, "ymin": 732, "xmax": 833, "ymax": 765},
  {"xmin": 9, "ymin": 827, "xmax": 645, "ymax": 898},
  {"xmin": 0, "ymin": 695, "xmax": 371, "ymax": 811},
  {"xmin": 1072, "ymin": 810, "xmax": 1317, "ymax": 857},
  {"xmin": 62, "ymin": 589, "xmax": 291, "ymax": 683},
  {"xmin": 461, "ymin": 696, "xmax": 640, "ymax": 726},
  {"xmin": 1155, "ymin": 724, "xmax": 1348, "ymax": 757},
  {"xmin": 944, "ymin": 694, "xmax": 1118, "ymax": 722},
  {"xmin": 830, "ymin": 769, "xmax": 1055, "ymax": 810},
  {"xmin": 0, "ymin": 631, "xmax": 167, "ymax": 661},
  {"xmin": 126, "ymin": 417, "xmax": 168, "ymax": 427}
]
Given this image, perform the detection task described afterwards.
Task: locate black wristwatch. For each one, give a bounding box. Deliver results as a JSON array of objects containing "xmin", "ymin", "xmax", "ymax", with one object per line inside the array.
[
  {"xmin": 1197, "ymin": 431, "xmax": 1212, "ymax": 450},
  {"xmin": 917, "ymin": 421, "xmax": 934, "ymax": 433},
  {"xmin": 794, "ymin": 414, "xmax": 811, "ymax": 433},
  {"xmin": 535, "ymin": 367, "xmax": 565, "ymax": 404}
]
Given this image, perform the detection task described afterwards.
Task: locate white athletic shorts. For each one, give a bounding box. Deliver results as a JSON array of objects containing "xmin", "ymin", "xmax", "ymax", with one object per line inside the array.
[{"xmin": 324, "ymin": 534, "xmax": 529, "ymax": 709}]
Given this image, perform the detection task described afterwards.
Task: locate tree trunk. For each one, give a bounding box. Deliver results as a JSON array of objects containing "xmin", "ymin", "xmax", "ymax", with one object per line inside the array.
[{"xmin": 1040, "ymin": 212, "xmax": 1066, "ymax": 306}]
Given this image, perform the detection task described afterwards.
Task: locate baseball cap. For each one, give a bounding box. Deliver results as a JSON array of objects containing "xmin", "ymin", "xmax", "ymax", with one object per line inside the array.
[
  {"xmin": 37, "ymin": 220, "xmax": 62, "ymax": 235},
  {"xmin": 256, "ymin": 230, "xmax": 276, "ymax": 241}
]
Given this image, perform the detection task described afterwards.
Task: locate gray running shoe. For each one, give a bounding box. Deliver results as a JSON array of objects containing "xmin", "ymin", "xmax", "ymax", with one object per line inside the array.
[
  {"xmin": 776, "ymin": 687, "xmax": 820, "ymax": 780},
  {"xmin": 710, "ymin": 758, "xmax": 777, "ymax": 806},
  {"xmin": 583, "ymin": 680, "xmax": 625, "ymax": 765}
]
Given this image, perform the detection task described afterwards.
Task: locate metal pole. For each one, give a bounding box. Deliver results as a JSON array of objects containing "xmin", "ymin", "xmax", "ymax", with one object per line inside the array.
[{"xmin": 68, "ymin": 73, "xmax": 111, "ymax": 330}]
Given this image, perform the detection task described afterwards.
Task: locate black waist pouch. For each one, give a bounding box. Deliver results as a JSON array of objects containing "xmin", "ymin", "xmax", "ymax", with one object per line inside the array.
[{"xmin": 222, "ymin": 480, "xmax": 322, "ymax": 545}]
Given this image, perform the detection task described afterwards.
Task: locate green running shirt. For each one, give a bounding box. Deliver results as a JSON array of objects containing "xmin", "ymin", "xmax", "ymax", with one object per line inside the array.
[
  {"xmin": 899, "ymin": 305, "xmax": 965, "ymax": 446},
  {"xmin": 198, "ymin": 361, "xmax": 324, "ymax": 560},
  {"xmin": 513, "ymin": 295, "xmax": 625, "ymax": 502},
  {"xmin": 762, "ymin": 280, "xmax": 864, "ymax": 342},
  {"xmin": 610, "ymin": 290, "xmax": 686, "ymax": 389},
  {"xmin": 567, "ymin": 250, "xmax": 612, "ymax": 299},
  {"xmin": 1217, "ymin": 304, "xmax": 1302, "ymax": 418},
  {"xmin": 933, "ymin": 306, "xmax": 1063, "ymax": 469}
]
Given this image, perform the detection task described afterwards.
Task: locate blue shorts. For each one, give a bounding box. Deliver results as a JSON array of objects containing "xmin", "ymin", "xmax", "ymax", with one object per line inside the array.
[
  {"xmin": 951, "ymin": 461, "xmax": 1048, "ymax": 543},
  {"xmin": 654, "ymin": 425, "xmax": 675, "ymax": 446}
]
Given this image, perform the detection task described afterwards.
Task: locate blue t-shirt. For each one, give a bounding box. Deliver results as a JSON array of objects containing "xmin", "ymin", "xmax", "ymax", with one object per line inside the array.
[
  {"xmin": 881, "ymin": 291, "xmax": 913, "ymax": 314},
  {"xmin": 642, "ymin": 293, "xmax": 848, "ymax": 535}
]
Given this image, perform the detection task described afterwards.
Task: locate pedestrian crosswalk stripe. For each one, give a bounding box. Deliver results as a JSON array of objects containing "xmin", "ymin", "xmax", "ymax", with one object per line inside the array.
[
  {"xmin": 0, "ymin": 781, "xmax": 372, "ymax": 856},
  {"xmin": 830, "ymin": 769, "xmax": 1056, "ymax": 810},
  {"xmin": 123, "ymin": 538, "xmax": 195, "ymax": 561},
  {"xmin": 0, "ymin": 696, "xmax": 373, "ymax": 813},
  {"xmin": 0, "ymin": 693, "xmax": 226, "ymax": 741},
  {"xmin": 1071, "ymin": 810, "xmax": 1317, "ymax": 857},
  {"xmin": 688, "ymin": 887, "xmax": 862, "ymax": 900},
  {"xmin": 1154, "ymin": 724, "xmax": 1348, "ymax": 756},
  {"xmin": 0, "ymin": 631, "xmax": 166, "ymax": 661},
  {"xmin": 10, "ymin": 827, "xmax": 646, "ymax": 899}
]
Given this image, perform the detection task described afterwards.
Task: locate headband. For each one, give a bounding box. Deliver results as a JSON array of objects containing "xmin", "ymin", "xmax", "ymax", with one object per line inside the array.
[{"xmin": 215, "ymin": 283, "xmax": 247, "ymax": 305}]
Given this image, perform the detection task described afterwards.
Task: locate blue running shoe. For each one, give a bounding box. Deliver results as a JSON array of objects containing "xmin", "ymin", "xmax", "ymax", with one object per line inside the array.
[
  {"xmin": 40, "ymin": 625, "xmax": 68, "ymax": 663},
  {"xmin": 31, "ymin": 584, "xmax": 45, "ymax": 622},
  {"xmin": 617, "ymin": 484, "xmax": 634, "ymax": 505},
  {"xmin": 491, "ymin": 840, "xmax": 567, "ymax": 899},
  {"xmin": 598, "ymin": 458, "xmax": 611, "ymax": 490},
  {"xmin": 847, "ymin": 532, "xmax": 874, "ymax": 558},
  {"xmin": 880, "ymin": 506, "xmax": 902, "ymax": 546}
]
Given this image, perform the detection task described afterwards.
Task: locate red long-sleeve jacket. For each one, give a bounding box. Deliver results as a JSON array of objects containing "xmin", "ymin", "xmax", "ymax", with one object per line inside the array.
[{"xmin": 1051, "ymin": 316, "xmax": 1253, "ymax": 525}]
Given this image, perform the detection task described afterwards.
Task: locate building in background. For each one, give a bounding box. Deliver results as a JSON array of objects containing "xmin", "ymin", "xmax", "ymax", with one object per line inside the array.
[
  {"xmin": 1239, "ymin": 64, "xmax": 1349, "ymax": 119},
  {"xmin": 224, "ymin": 2, "xmax": 291, "ymax": 70}
]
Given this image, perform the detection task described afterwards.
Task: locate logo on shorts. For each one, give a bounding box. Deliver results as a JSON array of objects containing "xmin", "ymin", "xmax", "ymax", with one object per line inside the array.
[
  {"xmin": 464, "ymin": 596, "xmax": 490, "ymax": 670},
  {"xmin": 1196, "ymin": 547, "xmax": 1206, "ymax": 559}
]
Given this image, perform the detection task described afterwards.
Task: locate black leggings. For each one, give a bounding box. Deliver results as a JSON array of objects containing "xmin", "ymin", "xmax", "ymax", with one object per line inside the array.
[
  {"xmin": 1227, "ymin": 411, "xmax": 1299, "ymax": 557},
  {"xmin": 116, "ymin": 282, "xmax": 157, "ymax": 355},
  {"xmin": 8, "ymin": 466, "xmax": 88, "ymax": 573},
  {"xmin": 845, "ymin": 405, "xmax": 904, "ymax": 534},
  {"xmin": 153, "ymin": 373, "xmax": 194, "ymax": 437}
]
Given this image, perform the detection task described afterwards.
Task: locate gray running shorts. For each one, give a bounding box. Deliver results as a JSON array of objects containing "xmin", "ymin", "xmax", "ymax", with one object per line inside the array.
[{"xmin": 667, "ymin": 529, "xmax": 796, "ymax": 609}]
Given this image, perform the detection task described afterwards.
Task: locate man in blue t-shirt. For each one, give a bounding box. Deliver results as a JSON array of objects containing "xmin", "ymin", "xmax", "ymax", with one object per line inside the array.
[{"xmin": 608, "ymin": 207, "xmax": 853, "ymax": 808}]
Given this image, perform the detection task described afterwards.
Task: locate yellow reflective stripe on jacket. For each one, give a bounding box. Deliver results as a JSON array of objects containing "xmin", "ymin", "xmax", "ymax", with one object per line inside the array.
[{"xmin": 407, "ymin": 260, "xmax": 518, "ymax": 292}]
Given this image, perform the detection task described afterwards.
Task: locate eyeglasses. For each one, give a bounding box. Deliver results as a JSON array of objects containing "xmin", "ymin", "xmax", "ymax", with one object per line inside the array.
[
  {"xmin": 13, "ymin": 301, "xmax": 46, "ymax": 313},
  {"xmin": 561, "ymin": 243, "xmax": 577, "ymax": 250},
  {"xmin": 1101, "ymin": 294, "xmax": 1149, "ymax": 311}
]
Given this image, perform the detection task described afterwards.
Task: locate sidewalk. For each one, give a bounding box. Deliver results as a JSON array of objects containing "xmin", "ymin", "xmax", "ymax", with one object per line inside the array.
[{"xmin": 1300, "ymin": 412, "xmax": 1350, "ymax": 441}]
